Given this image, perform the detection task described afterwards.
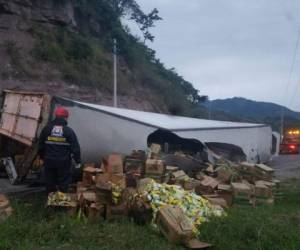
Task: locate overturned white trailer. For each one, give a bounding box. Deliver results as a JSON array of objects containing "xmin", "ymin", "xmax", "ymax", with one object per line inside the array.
[
  {"xmin": 0, "ymin": 90, "xmax": 273, "ymax": 180},
  {"xmin": 54, "ymin": 97, "xmax": 273, "ymax": 164}
]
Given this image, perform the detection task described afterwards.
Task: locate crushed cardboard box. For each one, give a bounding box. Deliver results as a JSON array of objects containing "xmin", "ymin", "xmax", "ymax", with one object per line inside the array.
[
  {"xmin": 156, "ymin": 205, "xmax": 212, "ymax": 249},
  {"xmin": 145, "ymin": 159, "xmax": 165, "ymax": 175},
  {"xmin": 102, "ymin": 154, "xmax": 124, "ymax": 174},
  {"xmin": 149, "ymin": 144, "xmax": 162, "ymax": 159}
]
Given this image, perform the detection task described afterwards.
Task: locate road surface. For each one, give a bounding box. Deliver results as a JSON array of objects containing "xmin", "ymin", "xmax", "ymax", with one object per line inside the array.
[{"xmin": 269, "ymin": 154, "xmax": 300, "ymax": 179}]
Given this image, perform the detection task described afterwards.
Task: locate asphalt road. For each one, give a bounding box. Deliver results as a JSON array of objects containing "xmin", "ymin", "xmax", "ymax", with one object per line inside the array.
[{"xmin": 269, "ymin": 154, "xmax": 300, "ymax": 179}]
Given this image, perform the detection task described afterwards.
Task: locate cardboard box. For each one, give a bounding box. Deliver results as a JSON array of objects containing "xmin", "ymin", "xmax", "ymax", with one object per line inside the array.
[
  {"xmin": 254, "ymin": 182, "xmax": 273, "ymax": 197},
  {"xmin": 124, "ymin": 157, "xmax": 143, "ymax": 175},
  {"xmin": 88, "ymin": 203, "xmax": 105, "ymax": 220},
  {"xmin": 217, "ymin": 184, "xmax": 233, "ymax": 206},
  {"xmin": 156, "ymin": 205, "xmax": 194, "ymax": 244},
  {"xmin": 239, "ymin": 162, "xmax": 256, "ymax": 173},
  {"xmin": 240, "ymin": 161, "xmax": 256, "ymax": 169},
  {"xmin": 231, "ymin": 182, "xmax": 254, "ymax": 207},
  {"xmin": 172, "ymin": 170, "xmax": 188, "ymax": 180},
  {"xmin": 182, "ymin": 179, "xmax": 201, "ymax": 191},
  {"xmin": 84, "ymin": 163, "xmax": 97, "ymax": 169},
  {"xmin": 95, "ymin": 173, "xmax": 126, "ymax": 190},
  {"xmin": 256, "ymin": 180, "xmax": 275, "ymax": 188},
  {"xmin": 82, "ymin": 172, "xmax": 94, "ymax": 186},
  {"xmin": 231, "ymin": 182, "xmax": 252, "ymax": 196},
  {"xmin": 105, "ymin": 203, "xmax": 128, "ymax": 221},
  {"xmin": 216, "ymin": 168, "xmax": 233, "ymax": 183},
  {"xmin": 77, "ymin": 181, "xmax": 89, "ymax": 191},
  {"xmin": 150, "ymin": 143, "xmax": 161, "ymax": 154},
  {"xmin": 195, "ymin": 176, "xmax": 219, "ymax": 195},
  {"xmin": 156, "ymin": 205, "xmax": 211, "ymax": 249},
  {"xmin": 84, "ymin": 166, "xmax": 103, "ymax": 174},
  {"xmin": 149, "ymin": 144, "xmax": 162, "ymax": 159},
  {"xmin": 203, "ymin": 195, "xmax": 228, "ymax": 208},
  {"xmin": 200, "ymin": 176, "xmax": 219, "ymax": 189},
  {"xmin": 166, "ymin": 166, "xmax": 179, "ymax": 172},
  {"xmin": 145, "ymin": 159, "xmax": 165, "ymax": 175},
  {"xmin": 102, "ymin": 154, "xmax": 124, "ymax": 174},
  {"xmin": 131, "ymin": 150, "xmax": 146, "ymax": 161},
  {"xmin": 80, "ymin": 191, "xmax": 97, "ymax": 202},
  {"xmin": 82, "ymin": 165, "xmax": 103, "ymax": 186},
  {"xmin": 218, "ymin": 184, "xmax": 232, "ymax": 192},
  {"xmin": 255, "ymin": 164, "xmax": 274, "ymax": 174}
]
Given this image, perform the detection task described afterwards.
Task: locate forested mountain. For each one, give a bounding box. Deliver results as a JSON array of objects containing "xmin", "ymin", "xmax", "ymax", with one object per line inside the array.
[{"xmin": 205, "ymin": 97, "xmax": 300, "ymax": 131}]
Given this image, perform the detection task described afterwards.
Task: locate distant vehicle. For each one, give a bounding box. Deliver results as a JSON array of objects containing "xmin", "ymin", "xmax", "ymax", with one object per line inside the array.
[
  {"xmin": 280, "ymin": 142, "xmax": 299, "ymax": 154},
  {"xmin": 280, "ymin": 129, "xmax": 300, "ymax": 154}
]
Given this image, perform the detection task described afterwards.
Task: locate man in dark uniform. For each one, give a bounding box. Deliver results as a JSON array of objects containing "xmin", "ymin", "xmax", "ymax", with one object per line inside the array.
[{"xmin": 38, "ymin": 107, "xmax": 81, "ymax": 194}]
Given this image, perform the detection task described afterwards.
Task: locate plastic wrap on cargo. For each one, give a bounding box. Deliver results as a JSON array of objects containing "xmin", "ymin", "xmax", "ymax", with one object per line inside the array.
[
  {"xmin": 47, "ymin": 192, "xmax": 77, "ymax": 207},
  {"xmin": 141, "ymin": 179, "xmax": 225, "ymax": 234}
]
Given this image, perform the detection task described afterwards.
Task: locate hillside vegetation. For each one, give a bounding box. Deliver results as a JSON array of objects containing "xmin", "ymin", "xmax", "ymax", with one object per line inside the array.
[{"xmin": 0, "ymin": 0, "xmax": 207, "ymax": 115}]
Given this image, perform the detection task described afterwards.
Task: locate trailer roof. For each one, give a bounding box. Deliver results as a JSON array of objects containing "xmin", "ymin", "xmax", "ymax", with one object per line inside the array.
[{"xmin": 75, "ymin": 101, "xmax": 267, "ymax": 131}]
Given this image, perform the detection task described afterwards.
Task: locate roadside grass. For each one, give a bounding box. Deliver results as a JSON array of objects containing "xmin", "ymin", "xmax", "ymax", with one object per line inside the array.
[
  {"xmin": 0, "ymin": 193, "xmax": 184, "ymax": 250},
  {"xmin": 0, "ymin": 179, "xmax": 299, "ymax": 250},
  {"xmin": 200, "ymin": 179, "xmax": 300, "ymax": 250}
]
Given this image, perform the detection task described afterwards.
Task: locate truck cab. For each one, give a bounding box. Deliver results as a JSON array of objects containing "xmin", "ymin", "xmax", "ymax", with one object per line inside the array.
[{"xmin": 280, "ymin": 129, "xmax": 300, "ymax": 154}]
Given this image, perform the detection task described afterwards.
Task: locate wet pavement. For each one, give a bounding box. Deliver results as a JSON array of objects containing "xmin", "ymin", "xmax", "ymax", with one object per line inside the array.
[
  {"xmin": 0, "ymin": 178, "xmax": 43, "ymax": 194},
  {"xmin": 269, "ymin": 154, "xmax": 300, "ymax": 180}
]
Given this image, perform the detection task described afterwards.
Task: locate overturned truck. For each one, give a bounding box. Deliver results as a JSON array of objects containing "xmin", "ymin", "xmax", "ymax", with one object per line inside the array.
[{"xmin": 0, "ymin": 90, "xmax": 274, "ymax": 182}]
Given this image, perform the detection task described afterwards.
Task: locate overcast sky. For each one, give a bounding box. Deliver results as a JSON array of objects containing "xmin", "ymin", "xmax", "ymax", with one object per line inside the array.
[{"xmin": 126, "ymin": 0, "xmax": 300, "ymax": 111}]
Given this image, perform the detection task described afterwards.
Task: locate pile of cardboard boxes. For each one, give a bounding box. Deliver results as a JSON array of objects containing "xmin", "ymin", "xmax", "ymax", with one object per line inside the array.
[
  {"xmin": 49, "ymin": 144, "xmax": 281, "ymax": 248},
  {"xmin": 195, "ymin": 160, "xmax": 281, "ymax": 208}
]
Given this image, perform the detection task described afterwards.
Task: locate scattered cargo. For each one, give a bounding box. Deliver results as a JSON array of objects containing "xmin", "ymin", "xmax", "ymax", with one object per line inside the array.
[
  {"xmin": 45, "ymin": 142, "xmax": 281, "ymax": 248},
  {"xmin": 0, "ymin": 90, "xmax": 281, "ymax": 247}
]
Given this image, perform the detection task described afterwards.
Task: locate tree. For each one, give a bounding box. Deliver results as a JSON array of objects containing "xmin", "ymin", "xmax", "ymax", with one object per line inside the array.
[{"xmin": 112, "ymin": 0, "xmax": 162, "ymax": 43}]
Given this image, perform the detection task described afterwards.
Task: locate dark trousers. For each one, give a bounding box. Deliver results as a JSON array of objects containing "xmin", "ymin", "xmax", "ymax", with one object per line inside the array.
[{"xmin": 44, "ymin": 166, "xmax": 72, "ymax": 194}]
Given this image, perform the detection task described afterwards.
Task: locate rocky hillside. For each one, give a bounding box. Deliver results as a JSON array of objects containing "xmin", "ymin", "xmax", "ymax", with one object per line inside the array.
[{"xmin": 0, "ymin": 0, "xmax": 206, "ymax": 115}]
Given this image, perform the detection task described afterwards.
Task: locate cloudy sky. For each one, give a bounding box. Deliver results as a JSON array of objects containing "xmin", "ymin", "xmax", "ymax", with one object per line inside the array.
[{"xmin": 126, "ymin": 0, "xmax": 300, "ymax": 111}]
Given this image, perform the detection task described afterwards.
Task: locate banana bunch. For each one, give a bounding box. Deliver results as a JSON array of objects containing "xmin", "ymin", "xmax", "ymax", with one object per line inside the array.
[
  {"xmin": 47, "ymin": 191, "xmax": 77, "ymax": 207},
  {"xmin": 142, "ymin": 180, "xmax": 225, "ymax": 235},
  {"xmin": 111, "ymin": 183, "xmax": 123, "ymax": 204}
]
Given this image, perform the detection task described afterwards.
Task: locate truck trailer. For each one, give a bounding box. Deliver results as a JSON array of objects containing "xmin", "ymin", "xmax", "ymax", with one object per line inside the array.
[{"xmin": 0, "ymin": 90, "xmax": 275, "ymax": 182}]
